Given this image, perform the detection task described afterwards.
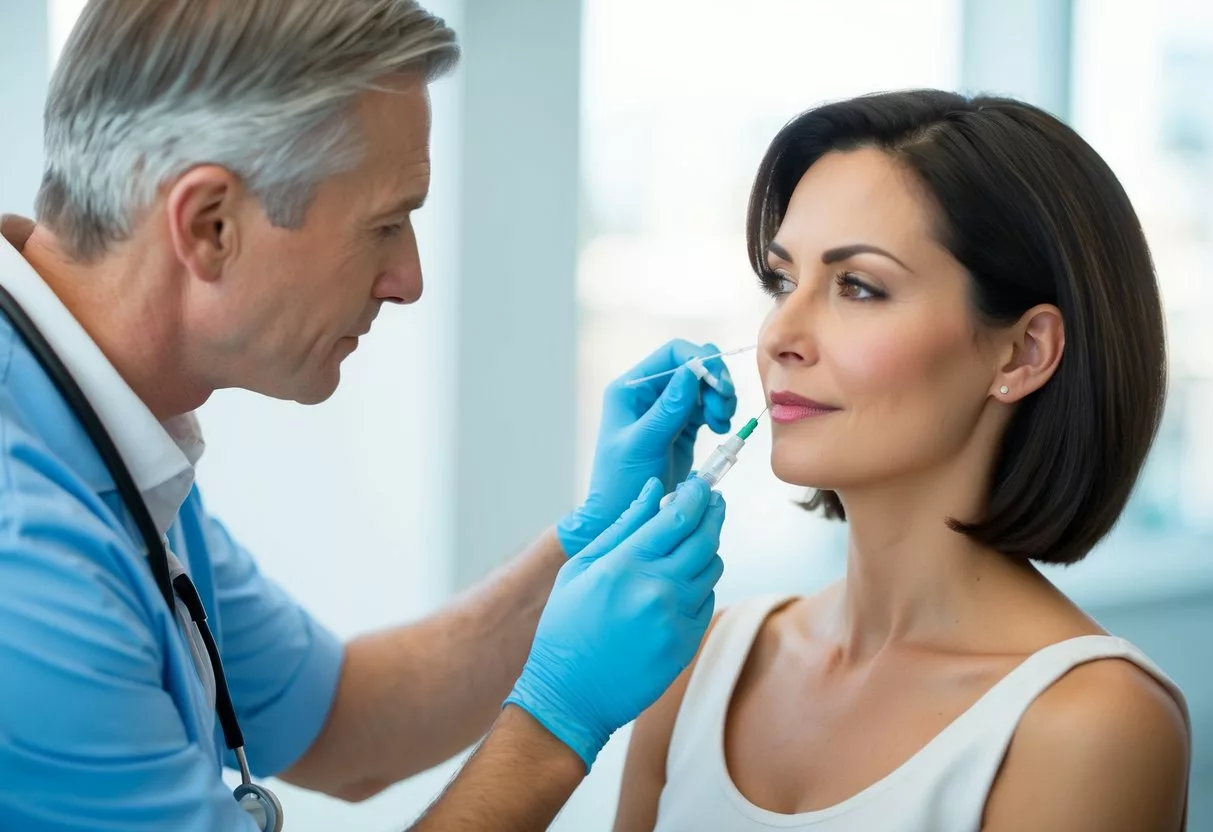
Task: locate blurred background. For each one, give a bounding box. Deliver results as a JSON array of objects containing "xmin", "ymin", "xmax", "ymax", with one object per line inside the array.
[{"xmin": 2, "ymin": 0, "xmax": 1211, "ymax": 828}]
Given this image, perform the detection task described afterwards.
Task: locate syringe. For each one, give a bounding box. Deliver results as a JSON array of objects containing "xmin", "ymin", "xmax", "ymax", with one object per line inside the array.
[
  {"xmin": 660, "ymin": 408, "xmax": 767, "ymax": 508},
  {"xmin": 625, "ymin": 345, "xmax": 756, "ymax": 391}
]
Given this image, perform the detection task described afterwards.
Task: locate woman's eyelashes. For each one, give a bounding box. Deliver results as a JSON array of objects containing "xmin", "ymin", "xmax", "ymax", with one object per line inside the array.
[
  {"xmin": 759, "ymin": 267, "xmax": 887, "ymax": 301},
  {"xmin": 759, "ymin": 267, "xmax": 797, "ymax": 297},
  {"xmin": 834, "ymin": 271, "xmax": 886, "ymax": 300}
]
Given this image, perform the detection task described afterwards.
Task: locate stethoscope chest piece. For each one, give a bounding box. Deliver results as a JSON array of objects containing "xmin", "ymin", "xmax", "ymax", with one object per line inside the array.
[{"xmin": 235, "ymin": 782, "xmax": 284, "ymax": 832}]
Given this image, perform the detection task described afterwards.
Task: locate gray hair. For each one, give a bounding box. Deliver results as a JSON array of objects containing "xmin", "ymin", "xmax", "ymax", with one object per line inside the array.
[{"xmin": 37, "ymin": 0, "xmax": 459, "ymax": 261}]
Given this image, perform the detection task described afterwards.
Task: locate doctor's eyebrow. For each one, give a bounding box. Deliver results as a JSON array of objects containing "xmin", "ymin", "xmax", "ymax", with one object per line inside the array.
[
  {"xmin": 372, "ymin": 193, "xmax": 427, "ymax": 220},
  {"xmin": 766, "ymin": 240, "xmax": 914, "ymax": 274}
]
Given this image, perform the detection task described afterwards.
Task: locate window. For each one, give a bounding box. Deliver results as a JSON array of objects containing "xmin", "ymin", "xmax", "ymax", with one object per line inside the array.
[{"xmin": 1071, "ymin": 0, "xmax": 1213, "ymax": 540}]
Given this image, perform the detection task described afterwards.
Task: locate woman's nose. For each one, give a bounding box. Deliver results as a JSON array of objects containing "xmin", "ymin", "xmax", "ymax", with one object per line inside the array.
[{"xmin": 760, "ymin": 290, "xmax": 819, "ymax": 366}]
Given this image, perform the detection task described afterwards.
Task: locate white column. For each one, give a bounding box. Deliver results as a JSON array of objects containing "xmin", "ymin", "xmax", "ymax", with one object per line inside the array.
[
  {"xmin": 449, "ymin": 0, "xmax": 582, "ymax": 588},
  {"xmin": 960, "ymin": 0, "xmax": 1073, "ymax": 120},
  {"xmin": 0, "ymin": 1, "xmax": 51, "ymax": 216}
]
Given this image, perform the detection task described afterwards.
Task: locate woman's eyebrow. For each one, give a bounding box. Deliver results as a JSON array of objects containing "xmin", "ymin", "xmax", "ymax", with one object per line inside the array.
[
  {"xmin": 766, "ymin": 241, "xmax": 914, "ymax": 274},
  {"xmin": 822, "ymin": 243, "xmax": 914, "ymax": 273},
  {"xmin": 766, "ymin": 241, "xmax": 794, "ymax": 262}
]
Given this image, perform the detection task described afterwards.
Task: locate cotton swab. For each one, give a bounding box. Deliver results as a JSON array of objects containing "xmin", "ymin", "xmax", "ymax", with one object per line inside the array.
[{"xmin": 624, "ymin": 344, "xmax": 756, "ymax": 387}]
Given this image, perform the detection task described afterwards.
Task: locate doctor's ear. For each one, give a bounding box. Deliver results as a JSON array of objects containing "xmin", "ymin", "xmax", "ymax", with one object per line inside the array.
[{"xmin": 165, "ymin": 166, "xmax": 243, "ymax": 282}]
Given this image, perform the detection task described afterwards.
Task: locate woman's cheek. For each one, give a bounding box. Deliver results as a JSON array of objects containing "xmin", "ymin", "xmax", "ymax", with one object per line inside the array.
[
  {"xmin": 827, "ymin": 317, "xmax": 965, "ymax": 397},
  {"xmin": 821, "ymin": 328, "xmax": 909, "ymax": 394}
]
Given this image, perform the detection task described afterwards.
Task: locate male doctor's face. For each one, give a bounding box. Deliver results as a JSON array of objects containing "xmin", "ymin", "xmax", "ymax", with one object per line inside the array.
[{"xmin": 189, "ymin": 77, "xmax": 432, "ymax": 405}]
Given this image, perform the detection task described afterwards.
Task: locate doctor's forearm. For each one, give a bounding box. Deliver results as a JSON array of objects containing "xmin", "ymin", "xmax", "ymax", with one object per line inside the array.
[
  {"xmin": 282, "ymin": 528, "xmax": 567, "ymax": 799},
  {"xmin": 409, "ymin": 705, "xmax": 585, "ymax": 831}
]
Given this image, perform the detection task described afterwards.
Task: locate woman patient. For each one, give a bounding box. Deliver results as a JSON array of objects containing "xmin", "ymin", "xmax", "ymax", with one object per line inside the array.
[{"xmin": 613, "ymin": 90, "xmax": 1191, "ymax": 831}]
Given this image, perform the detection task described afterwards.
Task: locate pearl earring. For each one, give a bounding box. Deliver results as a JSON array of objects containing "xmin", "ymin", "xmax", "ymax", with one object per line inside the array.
[{"xmin": 999, "ymin": 385, "xmax": 1010, "ymax": 395}]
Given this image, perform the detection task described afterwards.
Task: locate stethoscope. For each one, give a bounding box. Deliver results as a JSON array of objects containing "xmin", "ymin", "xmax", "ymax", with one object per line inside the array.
[{"xmin": 0, "ymin": 283, "xmax": 284, "ymax": 832}]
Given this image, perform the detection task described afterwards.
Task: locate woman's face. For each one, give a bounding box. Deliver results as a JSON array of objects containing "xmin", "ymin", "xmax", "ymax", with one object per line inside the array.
[{"xmin": 757, "ymin": 148, "xmax": 1003, "ymax": 492}]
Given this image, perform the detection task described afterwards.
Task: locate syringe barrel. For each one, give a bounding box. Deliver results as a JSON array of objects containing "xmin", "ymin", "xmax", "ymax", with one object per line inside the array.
[{"xmin": 699, "ymin": 445, "xmax": 739, "ymax": 487}]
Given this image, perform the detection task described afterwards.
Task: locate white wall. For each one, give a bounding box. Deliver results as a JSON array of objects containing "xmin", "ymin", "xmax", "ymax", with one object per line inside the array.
[{"xmin": 0, "ymin": 0, "xmax": 49, "ymax": 217}]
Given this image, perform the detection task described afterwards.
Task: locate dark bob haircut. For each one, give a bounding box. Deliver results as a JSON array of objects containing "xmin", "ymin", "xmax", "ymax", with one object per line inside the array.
[{"xmin": 747, "ymin": 90, "xmax": 1166, "ymax": 566}]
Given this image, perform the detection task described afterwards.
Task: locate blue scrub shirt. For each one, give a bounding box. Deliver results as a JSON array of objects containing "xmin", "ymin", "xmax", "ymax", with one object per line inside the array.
[{"xmin": 0, "ymin": 314, "xmax": 346, "ymax": 826}]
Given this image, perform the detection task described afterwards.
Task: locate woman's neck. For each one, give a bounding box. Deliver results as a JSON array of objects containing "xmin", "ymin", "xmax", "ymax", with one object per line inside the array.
[{"xmin": 824, "ymin": 461, "xmax": 1041, "ymax": 663}]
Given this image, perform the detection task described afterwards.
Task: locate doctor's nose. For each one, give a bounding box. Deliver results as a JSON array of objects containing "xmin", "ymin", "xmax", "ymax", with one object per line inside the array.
[{"xmin": 375, "ymin": 222, "xmax": 423, "ymax": 305}]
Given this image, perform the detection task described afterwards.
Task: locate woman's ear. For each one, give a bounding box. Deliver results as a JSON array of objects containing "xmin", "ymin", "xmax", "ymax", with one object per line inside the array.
[{"xmin": 992, "ymin": 304, "xmax": 1065, "ymax": 401}]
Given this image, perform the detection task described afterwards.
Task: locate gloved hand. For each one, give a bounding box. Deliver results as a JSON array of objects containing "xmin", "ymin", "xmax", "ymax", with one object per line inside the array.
[
  {"xmin": 556, "ymin": 340, "xmax": 738, "ymax": 558},
  {"xmin": 506, "ymin": 475, "xmax": 725, "ymax": 769}
]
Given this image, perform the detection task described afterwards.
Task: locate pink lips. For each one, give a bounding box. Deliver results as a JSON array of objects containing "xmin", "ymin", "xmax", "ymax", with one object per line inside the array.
[{"xmin": 769, "ymin": 391, "xmax": 838, "ymax": 424}]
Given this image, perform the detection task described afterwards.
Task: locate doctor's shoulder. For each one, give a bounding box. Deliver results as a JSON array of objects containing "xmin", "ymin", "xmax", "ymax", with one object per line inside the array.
[{"xmin": 0, "ymin": 396, "xmax": 159, "ymax": 612}]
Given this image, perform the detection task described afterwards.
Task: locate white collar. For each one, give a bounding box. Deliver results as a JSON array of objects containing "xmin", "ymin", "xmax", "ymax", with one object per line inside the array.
[{"xmin": 0, "ymin": 219, "xmax": 203, "ymax": 535}]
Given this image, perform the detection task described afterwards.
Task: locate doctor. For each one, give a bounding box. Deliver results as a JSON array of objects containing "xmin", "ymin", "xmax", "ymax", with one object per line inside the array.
[{"xmin": 0, "ymin": 2, "xmax": 738, "ymax": 830}]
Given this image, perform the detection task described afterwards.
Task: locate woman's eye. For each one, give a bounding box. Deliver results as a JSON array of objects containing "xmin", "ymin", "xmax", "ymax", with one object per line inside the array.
[
  {"xmin": 835, "ymin": 271, "xmax": 885, "ymax": 300},
  {"xmin": 378, "ymin": 222, "xmax": 405, "ymax": 238},
  {"xmin": 760, "ymin": 268, "xmax": 797, "ymax": 298}
]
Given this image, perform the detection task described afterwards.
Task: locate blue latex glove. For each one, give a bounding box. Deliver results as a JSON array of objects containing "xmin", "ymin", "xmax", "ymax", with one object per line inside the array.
[
  {"xmin": 556, "ymin": 340, "xmax": 739, "ymax": 558},
  {"xmin": 506, "ymin": 475, "xmax": 725, "ymax": 769}
]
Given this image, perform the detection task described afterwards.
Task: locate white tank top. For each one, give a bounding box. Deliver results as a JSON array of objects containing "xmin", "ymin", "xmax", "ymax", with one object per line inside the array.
[{"xmin": 655, "ymin": 594, "xmax": 1190, "ymax": 831}]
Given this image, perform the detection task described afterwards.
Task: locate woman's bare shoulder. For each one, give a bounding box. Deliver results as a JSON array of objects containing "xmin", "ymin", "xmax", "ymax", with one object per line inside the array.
[{"xmin": 982, "ymin": 653, "xmax": 1189, "ymax": 830}]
